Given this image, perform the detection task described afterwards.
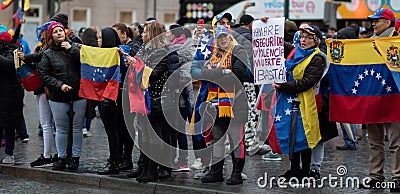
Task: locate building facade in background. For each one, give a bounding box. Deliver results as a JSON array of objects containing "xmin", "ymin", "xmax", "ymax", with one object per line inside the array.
[{"xmin": 0, "ymin": 0, "xmax": 179, "ymax": 52}]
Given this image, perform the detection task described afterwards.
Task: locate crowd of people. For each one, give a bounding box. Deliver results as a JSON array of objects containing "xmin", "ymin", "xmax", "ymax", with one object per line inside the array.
[{"xmin": 0, "ymin": 5, "xmax": 399, "ymax": 191}]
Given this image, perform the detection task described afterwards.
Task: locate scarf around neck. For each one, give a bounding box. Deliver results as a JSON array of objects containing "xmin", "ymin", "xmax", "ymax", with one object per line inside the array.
[
  {"xmin": 206, "ymin": 45, "xmax": 235, "ymax": 118},
  {"xmin": 286, "ymin": 46, "xmax": 316, "ymax": 73}
]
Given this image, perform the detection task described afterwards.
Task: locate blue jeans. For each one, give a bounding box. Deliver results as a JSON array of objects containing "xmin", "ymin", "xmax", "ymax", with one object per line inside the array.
[
  {"xmin": 340, "ymin": 123, "xmax": 357, "ymax": 147},
  {"xmin": 49, "ymin": 99, "xmax": 86, "ymax": 158},
  {"xmin": 311, "ymin": 142, "xmax": 324, "ymax": 172},
  {"xmin": 1, "ymin": 128, "xmax": 15, "ymax": 156},
  {"xmin": 16, "ymin": 115, "xmax": 29, "ymax": 139},
  {"xmin": 83, "ymin": 118, "xmax": 92, "ymax": 130}
]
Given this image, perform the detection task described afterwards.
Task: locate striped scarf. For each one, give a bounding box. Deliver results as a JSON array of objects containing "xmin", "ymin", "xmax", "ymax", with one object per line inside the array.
[{"xmin": 206, "ymin": 45, "xmax": 235, "ymax": 118}]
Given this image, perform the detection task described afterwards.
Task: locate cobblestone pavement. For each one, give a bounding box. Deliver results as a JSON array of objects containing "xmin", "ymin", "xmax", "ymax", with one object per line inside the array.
[
  {"xmin": 0, "ymin": 174, "xmax": 128, "ymax": 194},
  {"xmin": 0, "ymin": 92, "xmax": 396, "ymax": 193}
]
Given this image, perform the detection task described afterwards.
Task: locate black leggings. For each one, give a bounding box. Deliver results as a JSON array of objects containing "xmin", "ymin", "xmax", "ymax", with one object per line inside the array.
[
  {"xmin": 99, "ymin": 99, "xmax": 120, "ymax": 160},
  {"xmin": 290, "ymin": 148, "xmax": 312, "ymax": 173}
]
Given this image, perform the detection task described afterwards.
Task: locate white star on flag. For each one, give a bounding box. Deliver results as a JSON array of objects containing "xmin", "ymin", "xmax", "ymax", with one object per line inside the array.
[
  {"xmin": 381, "ymin": 79, "xmax": 386, "ymax": 86},
  {"xmin": 202, "ymin": 49, "xmax": 211, "ymax": 59},
  {"xmin": 351, "ymin": 88, "xmax": 357, "ymax": 94},
  {"xmin": 284, "ymin": 108, "xmax": 291, "ymax": 115},
  {"xmin": 275, "ymin": 114, "xmax": 282, "ymax": 121},
  {"xmin": 198, "ymin": 42, "xmax": 207, "ymax": 52},
  {"xmin": 386, "ymin": 86, "xmax": 392, "ymax": 93},
  {"xmin": 364, "ymin": 69, "xmax": 369, "ymax": 76},
  {"xmin": 370, "ymin": 69, "xmax": 375, "ymax": 76},
  {"xmin": 354, "ymin": 80, "xmax": 360, "ymax": 87},
  {"xmin": 376, "ymin": 73, "xmax": 382, "ymax": 80},
  {"xmin": 358, "ymin": 74, "xmax": 364, "ymax": 81},
  {"xmin": 287, "ymin": 97, "xmax": 294, "ymax": 103}
]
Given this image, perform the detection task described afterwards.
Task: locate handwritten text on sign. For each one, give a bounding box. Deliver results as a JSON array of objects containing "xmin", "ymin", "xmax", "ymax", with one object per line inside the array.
[{"xmin": 252, "ymin": 18, "xmax": 285, "ymax": 84}]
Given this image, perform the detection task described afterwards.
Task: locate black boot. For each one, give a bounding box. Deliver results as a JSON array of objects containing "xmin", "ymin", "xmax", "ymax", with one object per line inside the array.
[
  {"xmin": 119, "ymin": 157, "xmax": 133, "ymax": 171},
  {"xmin": 128, "ymin": 166, "xmax": 143, "ymax": 178},
  {"xmin": 158, "ymin": 168, "xmax": 171, "ymax": 180},
  {"xmin": 128, "ymin": 152, "xmax": 145, "ymax": 178},
  {"xmin": 226, "ymin": 158, "xmax": 245, "ymax": 185},
  {"xmin": 139, "ymin": 158, "xmax": 158, "ymax": 183},
  {"xmin": 68, "ymin": 157, "xmax": 80, "ymax": 171},
  {"xmin": 98, "ymin": 159, "xmax": 120, "ymax": 175},
  {"xmin": 52, "ymin": 158, "xmax": 67, "ymax": 171},
  {"xmin": 201, "ymin": 159, "xmax": 225, "ymax": 183},
  {"xmin": 135, "ymin": 155, "xmax": 149, "ymax": 182}
]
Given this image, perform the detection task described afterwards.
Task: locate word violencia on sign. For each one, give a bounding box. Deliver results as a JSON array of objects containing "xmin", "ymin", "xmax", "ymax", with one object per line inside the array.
[{"xmin": 252, "ymin": 18, "xmax": 285, "ymax": 84}]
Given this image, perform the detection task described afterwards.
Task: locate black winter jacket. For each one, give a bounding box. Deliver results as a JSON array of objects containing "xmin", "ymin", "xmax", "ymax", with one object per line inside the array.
[
  {"xmin": 38, "ymin": 43, "xmax": 82, "ymax": 102},
  {"xmin": 0, "ymin": 40, "xmax": 24, "ymax": 128},
  {"xmin": 201, "ymin": 45, "xmax": 248, "ymax": 83},
  {"xmin": 279, "ymin": 53, "xmax": 325, "ymax": 94},
  {"xmin": 127, "ymin": 36, "xmax": 143, "ymax": 57},
  {"xmin": 136, "ymin": 45, "xmax": 170, "ymax": 110},
  {"xmin": 201, "ymin": 45, "xmax": 249, "ymax": 119},
  {"xmin": 233, "ymin": 27, "xmax": 253, "ymax": 82}
]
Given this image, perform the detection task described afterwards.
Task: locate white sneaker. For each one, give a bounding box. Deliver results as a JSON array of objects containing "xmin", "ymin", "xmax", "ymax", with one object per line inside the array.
[
  {"xmin": 86, "ymin": 130, "xmax": 93, "ymax": 137},
  {"xmin": 241, "ymin": 172, "xmax": 248, "ymax": 180},
  {"xmin": 2, "ymin": 154, "xmax": 15, "ymax": 164},
  {"xmin": 194, "ymin": 166, "xmax": 210, "ymax": 179},
  {"xmin": 190, "ymin": 158, "xmax": 203, "ymax": 170},
  {"xmin": 82, "ymin": 128, "xmax": 88, "ymax": 136},
  {"xmin": 261, "ymin": 151, "xmax": 282, "ymax": 161}
]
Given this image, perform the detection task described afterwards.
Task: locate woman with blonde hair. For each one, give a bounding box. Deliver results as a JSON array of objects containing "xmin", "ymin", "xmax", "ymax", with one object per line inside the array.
[{"xmin": 196, "ymin": 26, "xmax": 249, "ymax": 185}]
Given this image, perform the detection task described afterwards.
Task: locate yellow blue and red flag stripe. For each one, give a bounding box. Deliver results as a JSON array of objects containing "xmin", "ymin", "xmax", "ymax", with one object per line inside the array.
[
  {"xmin": 127, "ymin": 56, "xmax": 151, "ymax": 115},
  {"xmin": 1, "ymin": 0, "xmax": 14, "ymax": 10},
  {"xmin": 327, "ymin": 37, "xmax": 400, "ymax": 123},
  {"xmin": 79, "ymin": 45, "xmax": 121, "ymax": 101}
]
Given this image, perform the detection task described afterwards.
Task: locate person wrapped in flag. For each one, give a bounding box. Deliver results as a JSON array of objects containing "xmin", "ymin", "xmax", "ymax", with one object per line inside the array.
[
  {"xmin": 272, "ymin": 25, "xmax": 325, "ymax": 180},
  {"xmin": 197, "ymin": 26, "xmax": 249, "ymax": 185}
]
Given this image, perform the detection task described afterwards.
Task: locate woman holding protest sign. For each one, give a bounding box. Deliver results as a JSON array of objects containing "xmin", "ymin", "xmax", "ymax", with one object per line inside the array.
[{"xmin": 197, "ymin": 26, "xmax": 249, "ymax": 185}]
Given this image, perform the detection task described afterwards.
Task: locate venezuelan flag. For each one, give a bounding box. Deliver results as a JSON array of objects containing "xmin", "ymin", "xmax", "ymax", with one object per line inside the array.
[
  {"xmin": 127, "ymin": 56, "xmax": 151, "ymax": 114},
  {"xmin": 262, "ymin": 48, "xmax": 323, "ymax": 155},
  {"xmin": 79, "ymin": 45, "xmax": 121, "ymax": 101},
  {"xmin": 327, "ymin": 37, "xmax": 400, "ymax": 124},
  {"xmin": 1, "ymin": 0, "xmax": 14, "ymax": 10}
]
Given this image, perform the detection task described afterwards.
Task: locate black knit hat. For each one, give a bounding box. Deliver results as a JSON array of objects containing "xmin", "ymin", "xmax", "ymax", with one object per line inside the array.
[{"xmin": 51, "ymin": 13, "xmax": 69, "ymax": 29}]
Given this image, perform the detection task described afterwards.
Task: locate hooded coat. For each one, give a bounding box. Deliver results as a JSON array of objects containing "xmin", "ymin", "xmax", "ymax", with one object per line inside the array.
[{"xmin": 0, "ymin": 40, "xmax": 24, "ymax": 128}]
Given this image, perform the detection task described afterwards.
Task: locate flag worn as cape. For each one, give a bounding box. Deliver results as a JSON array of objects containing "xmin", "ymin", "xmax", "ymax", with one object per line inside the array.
[
  {"xmin": 269, "ymin": 47, "xmax": 322, "ymax": 154},
  {"xmin": 79, "ymin": 45, "xmax": 121, "ymax": 101},
  {"xmin": 327, "ymin": 37, "xmax": 400, "ymax": 124}
]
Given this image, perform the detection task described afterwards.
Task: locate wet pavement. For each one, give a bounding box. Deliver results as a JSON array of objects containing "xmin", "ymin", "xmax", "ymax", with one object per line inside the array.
[{"xmin": 0, "ymin": 92, "xmax": 396, "ymax": 193}]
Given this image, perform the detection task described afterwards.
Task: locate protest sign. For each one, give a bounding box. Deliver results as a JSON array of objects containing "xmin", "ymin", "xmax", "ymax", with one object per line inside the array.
[{"xmin": 252, "ymin": 17, "xmax": 285, "ymax": 84}]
